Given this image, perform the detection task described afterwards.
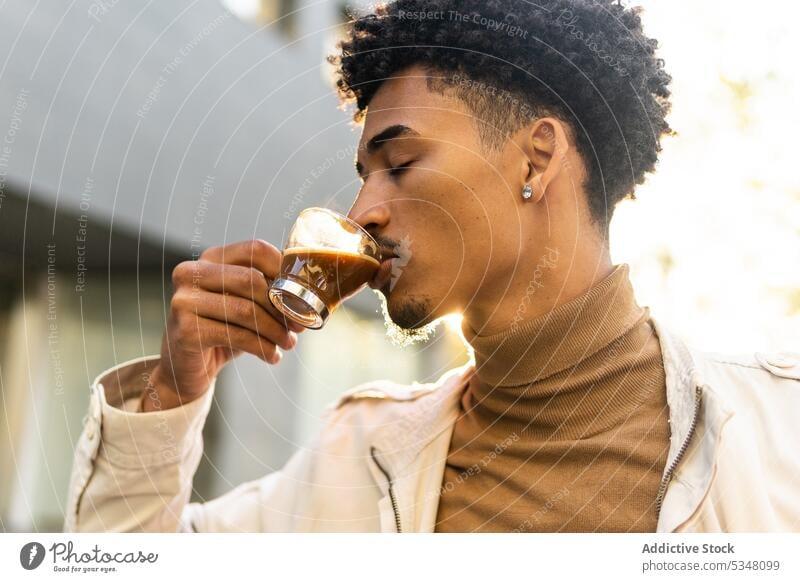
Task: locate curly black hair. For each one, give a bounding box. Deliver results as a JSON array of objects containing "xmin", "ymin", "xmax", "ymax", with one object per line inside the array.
[{"xmin": 327, "ymin": 0, "xmax": 674, "ymax": 231}]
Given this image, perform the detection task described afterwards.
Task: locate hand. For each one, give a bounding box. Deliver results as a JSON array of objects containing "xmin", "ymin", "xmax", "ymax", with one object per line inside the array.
[{"xmin": 141, "ymin": 240, "xmax": 305, "ymax": 412}]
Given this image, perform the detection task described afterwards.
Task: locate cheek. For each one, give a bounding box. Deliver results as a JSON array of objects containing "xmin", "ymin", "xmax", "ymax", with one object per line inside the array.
[
  {"xmin": 403, "ymin": 152, "xmax": 510, "ymax": 278},
  {"xmin": 418, "ymin": 172, "xmax": 487, "ymax": 243},
  {"xmin": 392, "ymin": 229, "xmax": 463, "ymax": 294},
  {"xmin": 431, "ymin": 154, "xmax": 512, "ymax": 228}
]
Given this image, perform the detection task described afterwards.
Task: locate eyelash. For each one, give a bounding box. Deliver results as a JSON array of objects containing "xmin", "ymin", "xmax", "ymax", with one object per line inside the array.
[{"xmin": 388, "ymin": 160, "xmax": 415, "ymax": 177}]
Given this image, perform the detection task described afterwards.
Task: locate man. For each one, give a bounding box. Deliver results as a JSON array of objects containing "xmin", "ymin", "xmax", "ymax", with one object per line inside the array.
[{"xmin": 64, "ymin": 0, "xmax": 800, "ymax": 533}]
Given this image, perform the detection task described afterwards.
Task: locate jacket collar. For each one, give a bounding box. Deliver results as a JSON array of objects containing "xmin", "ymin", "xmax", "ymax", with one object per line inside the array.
[
  {"xmin": 649, "ymin": 316, "xmax": 705, "ymax": 475},
  {"xmin": 369, "ymin": 362, "xmax": 474, "ymax": 477},
  {"xmin": 366, "ymin": 362, "xmax": 474, "ymax": 532},
  {"xmin": 368, "ymin": 315, "xmax": 734, "ymax": 532},
  {"xmin": 649, "ymin": 316, "xmax": 736, "ymax": 531}
]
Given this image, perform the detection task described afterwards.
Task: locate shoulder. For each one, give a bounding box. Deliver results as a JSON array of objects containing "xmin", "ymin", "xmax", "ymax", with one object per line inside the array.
[
  {"xmin": 651, "ymin": 317, "xmax": 799, "ymax": 385},
  {"xmin": 696, "ymin": 349, "xmax": 800, "ymax": 382},
  {"xmin": 309, "ymin": 381, "xmax": 432, "ymax": 450},
  {"xmin": 316, "ymin": 364, "xmax": 472, "ymax": 441},
  {"xmin": 691, "ymin": 349, "xmax": 800, "ymax": 411},
  {"xmin": 329, "ymin": 362, "xmax": 473, "ymax": 411},
  {"xmin": 752, "ymin": 351, "xmax": 800, "ymax": 381},
  {"xmin": 685, "ymin": 349, "xmax": 800, "ymax": 455},
  {"xmin": 331, "ymin": 378, "xmax": 439, "ymax": 410}
]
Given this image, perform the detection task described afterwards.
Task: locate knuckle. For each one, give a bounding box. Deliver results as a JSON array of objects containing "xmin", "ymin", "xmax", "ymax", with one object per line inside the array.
[
  {"xmin": 172, "ymin": 261, "xmax": 193, "ymax": 286},
  {"xmin": 234, "ymin": 267, "xmax": 255, "ymax": 290},
  {"xmin": 227, "ymin": 298, "xmax": 253, "ymax": 322},
  {"xmin": 220, "ymin": 266, "xmax": 249, "ymax": 294},
  {"xmin": 249, "ymin": 267, "xmax": 267, "ymax": 285},
  {"xmin": 171, "ymin": 287, "xmax": 201, "ymax": 313},
  {"xmin": 170, "ymin": 290, "xmax": 188, "ymax": 313},
  {"xmin": 254, "ymin": 240, "xmax": 281, "ymax": 272},
  {"xmin": 173, "ymin": 309, "xmax": 195, "ymax": 332},
  {"xmin": 172, "ymin": 313, "xmax": 198, "ymax": 346},
  {"xmin": 252, "ymin": 239, "xmax": 276, "ymax": 256},
  {"xmin": 199, "ymin": 246, "xmax": 219, "ymax": 261}
]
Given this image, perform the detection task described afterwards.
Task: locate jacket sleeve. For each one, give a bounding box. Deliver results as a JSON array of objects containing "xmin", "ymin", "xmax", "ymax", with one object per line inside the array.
[
  {"xmin": 62, "ymin": 354, "xmax": 219, "ymax": 532},
  {"xmin": 63, "ymin": 355, "xmax": 339, "ymax": 532},
  {"xmin": 63, "ymin": 355, "xmax": 325, "ymax": 532}
]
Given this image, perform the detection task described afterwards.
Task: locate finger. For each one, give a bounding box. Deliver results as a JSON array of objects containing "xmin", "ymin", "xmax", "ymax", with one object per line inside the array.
[
  {"xmin": 200, "ymin": 318, "xmax": 283, "ymax": 364},
  {"xmin": 173, "ymin": 262, "xmax": 297, "ymax": 330},
  {"xmin": 286, "ymin": 320, "xmax": 307, "ymax": 334},
  {"xmin": 176, "ymin": 262, "xmax": 272, "ymax": 311},
  {"xmin": 196, "ymin": 243, "xmax": 308, "ymax": 330},
  {"xmin": 173, "ymin": 288, "xmax": 297, "ymax": 351},
  {"xmin": 206, "ymin": 262, "xmax": 303, "ymax": 331},
  {"xmin": 200, "ymin": 240, "xmax": 282, "ymax": 280},
  {"xmin": 219, "ymin": 346, "xmax": 243, "ymax": 360},
  {"xmin": 170, "ymin": 309, "xmax": 283, "ymax": 364}
]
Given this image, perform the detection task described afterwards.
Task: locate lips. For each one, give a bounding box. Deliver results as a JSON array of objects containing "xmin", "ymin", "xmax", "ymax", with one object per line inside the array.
[
  {"xmin": 379, "ymin": 246, "xmax": 399, "ymax": 261},
  {"xmin": 369, "ymin": 257, "xmax": 394, "ymax": 290},
  {"xmin": 368, "ymin": 245, "xmax": 401, "ymax": 290}
]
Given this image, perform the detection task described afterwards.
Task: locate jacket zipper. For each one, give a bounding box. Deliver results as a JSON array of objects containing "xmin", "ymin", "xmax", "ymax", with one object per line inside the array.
[
  {"xmin": 370, "ymin": 446, "xmax": 402, "ymax": 533},
  {"xmin": 655, "ymin": 384, "xmax": 703, "ymax": 516}
]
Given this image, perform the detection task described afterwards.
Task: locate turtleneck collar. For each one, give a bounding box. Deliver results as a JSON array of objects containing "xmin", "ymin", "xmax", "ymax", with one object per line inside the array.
[
  {"xmin": 462, "ymin": 263, "xmax": 646, "ymax": 387},
  {"xmin": 457, "ymin": 263, "xmax": 659, "ymax": 438}
]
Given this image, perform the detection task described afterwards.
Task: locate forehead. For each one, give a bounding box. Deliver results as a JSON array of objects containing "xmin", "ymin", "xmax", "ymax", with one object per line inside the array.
[{"xmin": 359, "ymin": 67, "xmax": 473, "ymax": 147}]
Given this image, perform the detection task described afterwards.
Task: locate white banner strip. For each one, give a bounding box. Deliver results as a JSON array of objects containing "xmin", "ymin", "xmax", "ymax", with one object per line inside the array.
[{"xmin": 1, "ymin": 533, "xmax": 798, "ymax": 581}]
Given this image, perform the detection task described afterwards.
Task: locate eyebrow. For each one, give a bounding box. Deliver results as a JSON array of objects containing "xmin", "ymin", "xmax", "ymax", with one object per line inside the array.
[{"xmin": 355, "ymin": 124, "xmax": 421, "ymax": 179}]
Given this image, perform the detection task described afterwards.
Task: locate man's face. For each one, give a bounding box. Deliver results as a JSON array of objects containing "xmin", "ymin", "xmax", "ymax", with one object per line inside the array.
[{"xmin": 348, "ymin": 65, "xmax": 536, "ymax": 338}]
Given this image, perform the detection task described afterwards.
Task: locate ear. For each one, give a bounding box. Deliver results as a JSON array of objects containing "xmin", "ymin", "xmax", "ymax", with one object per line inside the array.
[{"xmin": 520, "ymin": 118, "xmax": 570, "ymax": 202}]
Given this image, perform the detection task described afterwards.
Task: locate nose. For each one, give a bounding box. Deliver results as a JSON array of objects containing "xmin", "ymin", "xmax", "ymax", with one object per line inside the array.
[{"xmin": 347, "ymin": 201, "xmax": 390, "ymax": 238}]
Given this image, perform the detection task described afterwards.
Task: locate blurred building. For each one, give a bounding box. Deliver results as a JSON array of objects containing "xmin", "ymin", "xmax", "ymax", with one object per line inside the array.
[{"xmin": 0, "ymin": 0, "xmax": 468, "ymax": 531}]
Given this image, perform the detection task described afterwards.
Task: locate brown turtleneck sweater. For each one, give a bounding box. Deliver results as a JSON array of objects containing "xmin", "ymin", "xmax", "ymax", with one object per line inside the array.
[{"xmin": 434, "ymin": 264, "xmax": 671, "ymax": 532}]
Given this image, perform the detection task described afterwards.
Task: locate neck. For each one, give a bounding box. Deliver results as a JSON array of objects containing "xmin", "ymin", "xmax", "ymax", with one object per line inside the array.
[
  {"xmin": 456, "ymin": 262, "xmax": 655, "ymax": 437},
  {"xmin": 461, "ymin": 261, "xmax": 645, "ymax": 385},
  {"xmin": 463, "ymin": 239, "xmax": 614, "ymax": 338}
]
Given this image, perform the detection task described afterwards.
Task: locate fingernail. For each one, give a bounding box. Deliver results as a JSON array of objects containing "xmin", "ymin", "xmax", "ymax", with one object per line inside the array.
[{"xmin": 288, "ymin": 331, "xmax": 298, "ymax": 348}]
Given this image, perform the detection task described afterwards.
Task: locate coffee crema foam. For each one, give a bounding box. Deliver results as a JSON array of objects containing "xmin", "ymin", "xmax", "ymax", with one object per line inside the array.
[{"xmin": 282, "ymin": 246, "xmax": 381, "ymax": 266}]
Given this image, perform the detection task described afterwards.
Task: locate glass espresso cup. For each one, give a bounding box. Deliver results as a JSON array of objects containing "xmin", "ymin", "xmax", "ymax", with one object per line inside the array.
[{"xmin": 268, "ymin": 207, "xmax": 382, "ymax": 329}]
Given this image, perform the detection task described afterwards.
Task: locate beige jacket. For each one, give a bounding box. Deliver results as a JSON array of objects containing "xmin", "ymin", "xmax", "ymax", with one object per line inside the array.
[{"xmin": 63, "ymin": 317, "xmax": 800, "ymax": 532}]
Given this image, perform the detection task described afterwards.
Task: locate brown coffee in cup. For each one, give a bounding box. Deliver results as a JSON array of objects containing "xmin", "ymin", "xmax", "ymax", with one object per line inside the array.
[
  {"xmin": 269, "ymin": 207, "xmax": 383, "ymax": 329},
  {"xmin": 278, "ymin": 247, "xmax": 381, "ymax": 315}
]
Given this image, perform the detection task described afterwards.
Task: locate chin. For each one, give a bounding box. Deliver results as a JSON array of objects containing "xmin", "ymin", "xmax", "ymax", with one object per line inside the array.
[
  {"xmin": 387, "ymin": 290, "xmax": 437, "ymax": 330},
  {"xmin": 374, "ymin": 283, "xmax": 442, "ymax": 347}
]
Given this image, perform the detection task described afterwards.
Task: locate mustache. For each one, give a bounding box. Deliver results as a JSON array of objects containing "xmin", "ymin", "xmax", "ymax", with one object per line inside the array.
[
  {"xmin": 370, "ymin": 234, "xmax": 413, "ymax": 264},
  {"xmin": 371, "ymin": 234, "xmax": 400, "ymax": 252}
]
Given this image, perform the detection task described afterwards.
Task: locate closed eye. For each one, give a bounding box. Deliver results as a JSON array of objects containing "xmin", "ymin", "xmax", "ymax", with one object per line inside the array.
[{"xmin": 388, "ymin": 160, "xmax": 416, "ymax": 177}]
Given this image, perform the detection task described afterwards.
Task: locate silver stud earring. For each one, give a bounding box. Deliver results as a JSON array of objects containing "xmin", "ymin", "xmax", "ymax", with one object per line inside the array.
[{"xmin": 522, "ymin": 184, "xmax": 533, "ymax": 200}]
